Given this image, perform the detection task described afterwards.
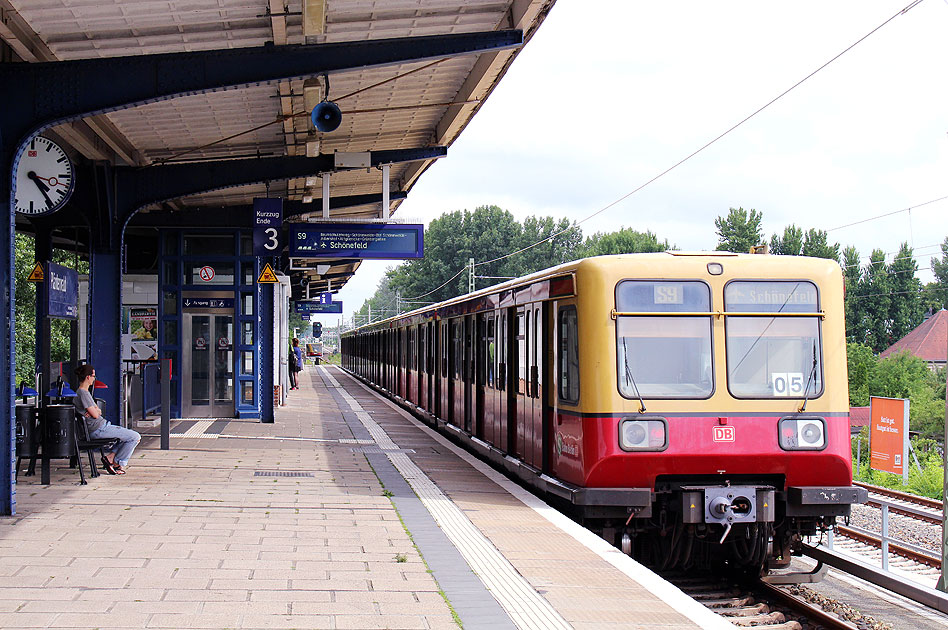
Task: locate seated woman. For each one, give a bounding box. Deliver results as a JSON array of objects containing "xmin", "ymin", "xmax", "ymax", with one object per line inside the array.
[{"xmin": 73, "ymin": 364, "xmax": 141, "ymax": 475}]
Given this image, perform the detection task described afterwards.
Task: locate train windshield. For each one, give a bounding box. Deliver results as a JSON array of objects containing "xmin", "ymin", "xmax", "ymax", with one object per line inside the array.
[
  {"xmin": 724, "ymin": 281, "xmax": 823, "ymax": 399},
  {"xmin": 615, "ymin": 281, "xmax": 713, "ymax": 398}
]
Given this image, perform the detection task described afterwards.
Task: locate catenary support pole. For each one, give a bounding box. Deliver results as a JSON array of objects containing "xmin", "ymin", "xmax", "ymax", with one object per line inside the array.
[{"xmin": 937, "ymin": 336, "xmax": 947, "ymax": 592}]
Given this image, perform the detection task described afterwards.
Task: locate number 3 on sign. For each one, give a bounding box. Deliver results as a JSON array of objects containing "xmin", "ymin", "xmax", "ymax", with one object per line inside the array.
[
  {"xmin": 264, "ymin": 227, "xmax": 279, "ymax": 251},
  {"xmin": 771, "ymin": 372, "xmax": 804, "ymax": 396}
]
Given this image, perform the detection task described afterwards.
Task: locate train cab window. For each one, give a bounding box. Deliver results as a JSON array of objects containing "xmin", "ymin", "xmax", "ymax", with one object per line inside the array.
[
  {"xmin": 724, "ymin": 281, "xmax": 823, "ymax": 399},
  {"xmin": 558, "ymin": 306, "xmax": 579, "ymax": 403},
  {"xmin": 615, "ymin": 281, "xmax": 713, "ymax": 398}
]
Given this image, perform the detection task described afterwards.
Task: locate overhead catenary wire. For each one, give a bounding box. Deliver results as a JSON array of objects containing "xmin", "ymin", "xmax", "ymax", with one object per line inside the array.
[
  {"xmin": 472, "ymin": 0, "xmax": 927, "ymax": 269},
  {"xmin": 826, "ymin": 194, "xmax": 948, "ymax": 232}
]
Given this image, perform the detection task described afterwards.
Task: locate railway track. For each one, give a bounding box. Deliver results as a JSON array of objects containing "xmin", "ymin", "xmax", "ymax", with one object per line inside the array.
[
  {"xmin": 667, "ymin": 573, "xmax": 864, "ymax": 629},
  {"xmin": 835, "ymin": 525, "xmax": 942, "ymax": 570},
  {"xmin": 854, "ymin": 482, "xmax": 944, "ymax": 526}
]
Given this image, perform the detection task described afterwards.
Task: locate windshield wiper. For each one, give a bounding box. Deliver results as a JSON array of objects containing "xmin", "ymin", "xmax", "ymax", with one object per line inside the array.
[
  {"xmin": 622, "ymin": 338, "xmax": 647, "ymax": 413},
  {"xmin": 798, "ymin": 340, "xmax": 818, "ymax": 413}
]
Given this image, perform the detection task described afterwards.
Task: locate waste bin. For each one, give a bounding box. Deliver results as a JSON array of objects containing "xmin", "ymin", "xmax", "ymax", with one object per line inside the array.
[
  {"xmin": 43, "ymin": 404, "xmax": 75, "ymax": 459},
  {"xmin": 15, "ymin": 403, "xmax": 36, "ymax": 457}
]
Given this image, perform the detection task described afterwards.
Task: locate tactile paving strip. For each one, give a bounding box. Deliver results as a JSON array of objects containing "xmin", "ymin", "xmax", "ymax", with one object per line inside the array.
[{"xmin": 321, "ymin": 366, "xmax": 572, "ymax": 630}]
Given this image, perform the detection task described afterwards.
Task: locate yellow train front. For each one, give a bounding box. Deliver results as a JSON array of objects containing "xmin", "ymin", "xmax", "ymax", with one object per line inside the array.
[{"xmin": 342, "ymin": 252, "xmax": 867, "ymax": 573}]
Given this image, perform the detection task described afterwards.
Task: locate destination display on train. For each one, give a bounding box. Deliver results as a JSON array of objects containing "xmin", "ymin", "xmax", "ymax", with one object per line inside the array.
[
  {"xmin": 725, "ymin": 281, "xmax": 818, "ymax": 312},
  {"xmin": 289, "ymin": 223, "xmax": 423, "ymax": 259}
]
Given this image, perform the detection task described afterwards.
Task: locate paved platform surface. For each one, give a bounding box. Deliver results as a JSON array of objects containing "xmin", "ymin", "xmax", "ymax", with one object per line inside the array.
[{"xmin": 2, "ymin": 365, "xmax": 723, "ymax": 630}]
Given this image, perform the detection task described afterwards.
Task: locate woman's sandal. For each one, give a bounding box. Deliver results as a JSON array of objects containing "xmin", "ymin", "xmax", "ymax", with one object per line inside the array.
[
  {"xmin": 112, "ymin": 464, "xmax": 126, "ymax": 475},
  {"xmin": 100, "ymin": 456, "xmax": 117, "ymax": 475}
]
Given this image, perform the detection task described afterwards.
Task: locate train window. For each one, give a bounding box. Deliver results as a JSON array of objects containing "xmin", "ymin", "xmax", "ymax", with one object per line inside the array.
[
  {"xmin": 724, "ymin": 281, "xmax": 823, "ymax": 399},
  {"xmin": 558, "ymin": 306, "xmax": 579, "ymax": 403},
  {"xmin": 615, "ymin": 281, "xmax": 713, "ymax": 398}
]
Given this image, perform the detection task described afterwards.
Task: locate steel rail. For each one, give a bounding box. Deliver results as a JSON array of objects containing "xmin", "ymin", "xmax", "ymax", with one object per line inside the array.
[
  {"xmin": 836, "ymin": 525, "xmax": 942, "ymax": 569},
  {"xmin": 854, "ymin": 481, "xmax": 944, "ymax": 513},
  {"xmin": 757, "ymin": 581, "xmax": 859, "ymax": 630},
  {"xmin": 803, "ymin": 543, "xmax": 948, "ymax": 614}
]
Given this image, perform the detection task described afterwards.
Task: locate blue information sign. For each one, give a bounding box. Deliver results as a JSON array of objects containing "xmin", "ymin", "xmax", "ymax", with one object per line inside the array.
[
  {"xmin": 289, "ymin": 223, "xmax": 423, "ymax": 259},
  {"xmin": 295, "ymin": 301, "xmax": 343, "ymax": 314},
  {"xmin": 253, "ymin": 198, "xmax": 283, "ymax": 256},
  {"xmin": 183, "ymin": 298, "xmax": 235, "ymax": 309},
  {"xmin": 47, "ymin": 262, "xmax": 78, "ymax": 320},
  {"xmin": 319, "ymin": 292, "xmax": 333, "ymax": 305}
]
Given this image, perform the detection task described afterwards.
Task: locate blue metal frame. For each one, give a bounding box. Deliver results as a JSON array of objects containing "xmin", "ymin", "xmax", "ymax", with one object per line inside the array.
[
  {"xmin": 1, "ymin": 29, "xmax": 523, "ymax": 515},
  {"xmin": 159, "ymin": 230, "xmax": 261, "ymax": 419}
]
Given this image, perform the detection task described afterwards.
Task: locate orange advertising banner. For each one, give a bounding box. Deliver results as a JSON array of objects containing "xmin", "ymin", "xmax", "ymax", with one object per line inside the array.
[{"xmin": 868, "ymin": 396, "xmax": 909, "ymax": 478}]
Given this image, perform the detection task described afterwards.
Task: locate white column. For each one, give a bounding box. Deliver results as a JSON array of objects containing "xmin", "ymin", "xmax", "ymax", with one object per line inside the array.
[
  {"xmin": 382, "ymin": 163, "xmax": 390, "ymax": 220},
  {"xmin": 322, "ymin": 173, "xmax": 330, "ymax": 219}
]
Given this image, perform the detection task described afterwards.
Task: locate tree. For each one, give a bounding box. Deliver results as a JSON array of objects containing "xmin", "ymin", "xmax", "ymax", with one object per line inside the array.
[
  {"xmin": 842, "ymin": 246, "xmax": 864, "ymax": 343},
  {"xmin": 860, "ymin": 249, "xmax": 891, "ymax": 352},
  {"xmin": 579, "ymin": 227, "xmax": 670, "ymax": 257},
  {"xmin": 931, "ymin": 236, "xmax": 948, "ymax": 309},
  {"xmin": 14, "ymin": 233, "xmax": 36, "ymax": 386},
  {"xmin": 870, "ymin": 351, "xmax": 945, "ymax": 438},
  {"xmin": 887, "ymin": 242, "xmax": 923, "ymax": 342},
  {"xmin": 769, "ymin": 225, "xmax": 803, "ymax": 256},
  {"xmin": 504, "ymin": 215, "xmax": 582, "ymax": 278},
  {"xmin": 714, "ymin": 207, "xmax": 763, "ymax": 253},
  {"xmin": 846, "ymin": 342, "xmax": 876, "ymax": 406},
  {"xmin": 801, "ymin": 228, "xmax": 840, "ymax": 262}
]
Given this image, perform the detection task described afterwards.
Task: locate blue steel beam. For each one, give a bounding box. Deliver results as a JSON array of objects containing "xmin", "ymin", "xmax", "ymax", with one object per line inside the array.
[
  {"xmin": 1, "ymin": 28, "xmax": 521, "ymax": 515},
  {"xmin": 127, "ymin": 192, "xmax": 410, "ymax": 228},
  {"xmin": 116, "ymin": 149, "xmax": 443, "ymax": 223}
]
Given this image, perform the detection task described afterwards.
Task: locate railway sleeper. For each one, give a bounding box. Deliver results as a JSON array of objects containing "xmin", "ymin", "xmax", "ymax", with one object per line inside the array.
[
  {"xmin": 701, "ymin": 596, "xmax": 756, "ymax": 607},
  {"xmin": 729, "ymin": 612, "xmax": 787, "ymax": 626},
  {"xmin": 718, "ymin": 603, "xmax": 772, "ymax": 617}
]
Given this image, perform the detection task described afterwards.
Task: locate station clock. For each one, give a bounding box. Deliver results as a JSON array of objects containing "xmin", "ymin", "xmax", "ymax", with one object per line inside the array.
[{"xmin": 13, "ymin": 136, "xmax": 75, "ymax": 216}]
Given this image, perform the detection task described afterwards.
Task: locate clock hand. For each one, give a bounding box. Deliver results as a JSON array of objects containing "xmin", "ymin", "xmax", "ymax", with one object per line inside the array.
[{"xmin": 27, "ymin": 172, "xmax": 55, "ymax": 207}]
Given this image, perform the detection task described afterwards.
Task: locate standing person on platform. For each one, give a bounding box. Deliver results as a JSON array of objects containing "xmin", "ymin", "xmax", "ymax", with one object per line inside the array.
[
  {"xmin": 291, "ymin": 338, "xmax": 303, "ymax": 390},
  {"xmin": 73, "ymin": 364, "xmax": 141, "ymax": 475}
]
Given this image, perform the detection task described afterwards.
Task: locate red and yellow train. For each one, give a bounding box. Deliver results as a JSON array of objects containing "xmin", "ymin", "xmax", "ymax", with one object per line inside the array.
[{"xmin": 341, "ymin": 252, "xmax": 866, "ymax": 572}]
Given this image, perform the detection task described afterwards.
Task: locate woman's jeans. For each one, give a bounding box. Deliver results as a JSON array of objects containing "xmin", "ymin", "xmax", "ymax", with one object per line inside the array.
[{"xmin": 90, "ymin": 422, "xmax": 141, "ymax": 467}]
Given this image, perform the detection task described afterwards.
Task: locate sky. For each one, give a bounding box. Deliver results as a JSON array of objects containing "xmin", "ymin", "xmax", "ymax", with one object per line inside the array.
[{"xmin": 315, "ymin": 0, "xmax": 948, "ymax": 330}]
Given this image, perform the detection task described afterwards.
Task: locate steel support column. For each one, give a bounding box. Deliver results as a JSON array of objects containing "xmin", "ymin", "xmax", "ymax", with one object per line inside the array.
[{"xmin": 1, "ymin": 29, "xmax": 520, "ymax": 514}]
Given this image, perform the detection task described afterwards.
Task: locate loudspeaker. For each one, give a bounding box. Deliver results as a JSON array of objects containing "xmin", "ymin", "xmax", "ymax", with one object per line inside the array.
[{"xmin": 311, "ymin": 101, "xmax": 342, "ymax": 133}]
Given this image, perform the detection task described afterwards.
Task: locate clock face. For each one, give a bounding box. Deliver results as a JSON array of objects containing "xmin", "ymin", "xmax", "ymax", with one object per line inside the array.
[{"xmin": 13, "ymin": 136, "xmax": 75, "ymax": 216}]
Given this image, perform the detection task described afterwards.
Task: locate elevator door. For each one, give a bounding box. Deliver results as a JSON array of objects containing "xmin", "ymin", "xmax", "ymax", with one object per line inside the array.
[{"xmin": 183, "ymin": 313, "xmax": 235, "ymax": 417}]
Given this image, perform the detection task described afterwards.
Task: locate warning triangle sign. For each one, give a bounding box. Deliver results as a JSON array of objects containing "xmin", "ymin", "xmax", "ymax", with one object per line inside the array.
[
  {"xmin": 257, "ymin": 262, "xmax": 278, "ymax": 283},
  {"xmin": 27, "ymin": 262, "xmax": 44, "ymax": 282}
]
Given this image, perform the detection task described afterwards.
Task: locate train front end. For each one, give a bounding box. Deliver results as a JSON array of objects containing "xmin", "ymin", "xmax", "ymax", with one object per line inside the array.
[{"xmin": 556, "ymin": 253, "xmax": 867, "ymax": 571}]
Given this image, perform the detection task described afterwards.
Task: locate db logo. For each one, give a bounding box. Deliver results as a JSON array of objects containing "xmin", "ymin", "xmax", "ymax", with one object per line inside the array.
[{"xmin": 712, "ymin": 426, "xmax": 735, "ymax": 442}]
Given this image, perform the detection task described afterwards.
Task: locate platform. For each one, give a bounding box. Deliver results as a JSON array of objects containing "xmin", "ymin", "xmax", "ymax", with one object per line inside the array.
[{"xmin": 1, "ymin": 366, "xmax": 731, "ymax": 630}]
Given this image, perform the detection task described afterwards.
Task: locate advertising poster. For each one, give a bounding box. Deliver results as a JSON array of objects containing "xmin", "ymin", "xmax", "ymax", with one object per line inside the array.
[
  {"xmin": 868, "ymin": 396, "xmax": 909, "ymax": 481},
  {"xmin": 122, "ymin": 306, "xmax": 158, "ymax": 361}
]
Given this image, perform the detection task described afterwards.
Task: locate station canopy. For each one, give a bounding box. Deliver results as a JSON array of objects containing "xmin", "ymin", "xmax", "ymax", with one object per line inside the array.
[{"xmin": 3, "ymin": 0, "xmax": 554, "ymax": 298}]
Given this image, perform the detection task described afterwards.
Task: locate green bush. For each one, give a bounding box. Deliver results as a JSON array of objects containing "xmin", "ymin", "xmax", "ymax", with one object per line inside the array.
[{"xmin": 852, "ymin": 433, "xmax": 944, "ymax": 500}]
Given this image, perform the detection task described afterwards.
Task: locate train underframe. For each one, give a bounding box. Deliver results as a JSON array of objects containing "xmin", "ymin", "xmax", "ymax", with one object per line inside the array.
[{"xmin": 576, "ymin": 480, "xmax": 864, "ymax": 575}]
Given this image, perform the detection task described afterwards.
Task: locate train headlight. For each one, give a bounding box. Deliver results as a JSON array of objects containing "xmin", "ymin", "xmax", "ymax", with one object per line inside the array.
[
  {"xmin": 778, "ymin": 417, "xmax": 825, "ymax": 450},
  {"xmin": 619, "ymin": 417, "xmax": 667, "ymax": 451}
]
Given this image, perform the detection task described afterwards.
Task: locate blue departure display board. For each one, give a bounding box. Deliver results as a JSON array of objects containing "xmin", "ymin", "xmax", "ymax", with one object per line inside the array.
[
  {"xmin": 295, "ymin": 301, "xmax": 343, "ymax": 314},
  {"xmin": 289, "ymin": 223, "xmax": 423, "ymax": 259}
]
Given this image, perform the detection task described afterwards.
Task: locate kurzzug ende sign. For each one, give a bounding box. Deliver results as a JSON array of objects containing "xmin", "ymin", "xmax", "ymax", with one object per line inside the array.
[{"xmin": 289, "ymin": 223, "xmax": 423, "ymax": 259}]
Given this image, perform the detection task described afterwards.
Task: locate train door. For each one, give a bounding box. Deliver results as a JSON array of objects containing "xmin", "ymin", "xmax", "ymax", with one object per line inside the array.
[
  {"xmin": 498, "ymin": 309, "xmax": 509, "ymax": 452},
  {"xmin": 439, "ymin": 320, "xmax": 449, "ymax": 420},
  {"xmin": 475, "ymin": 314, "xmax": 486, "ymax": 441},
  {"xmin": 530, "ymin": 303, "xmax": 544, "ymax": 470},
  {"xmin": 513, "ymin": 306, "xmax": 528, "ymax": 459},
  {"xmin": 418, "ymin": 324, "xmax": 427, "ymax": 410},
  {"xmin": 427, "ymin": 323, "xmax": 435, "ymax": 414},
  {"xmin": 464, "ymin": 315, "xmax": 474, "ymax": 433},
  {"xmin": 397, "ymin": 328, "xmax": 405, "ymax": 398},
  {"xmin": 452, "ymin": 319, "xmax": 465, "ymax": 429}
]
